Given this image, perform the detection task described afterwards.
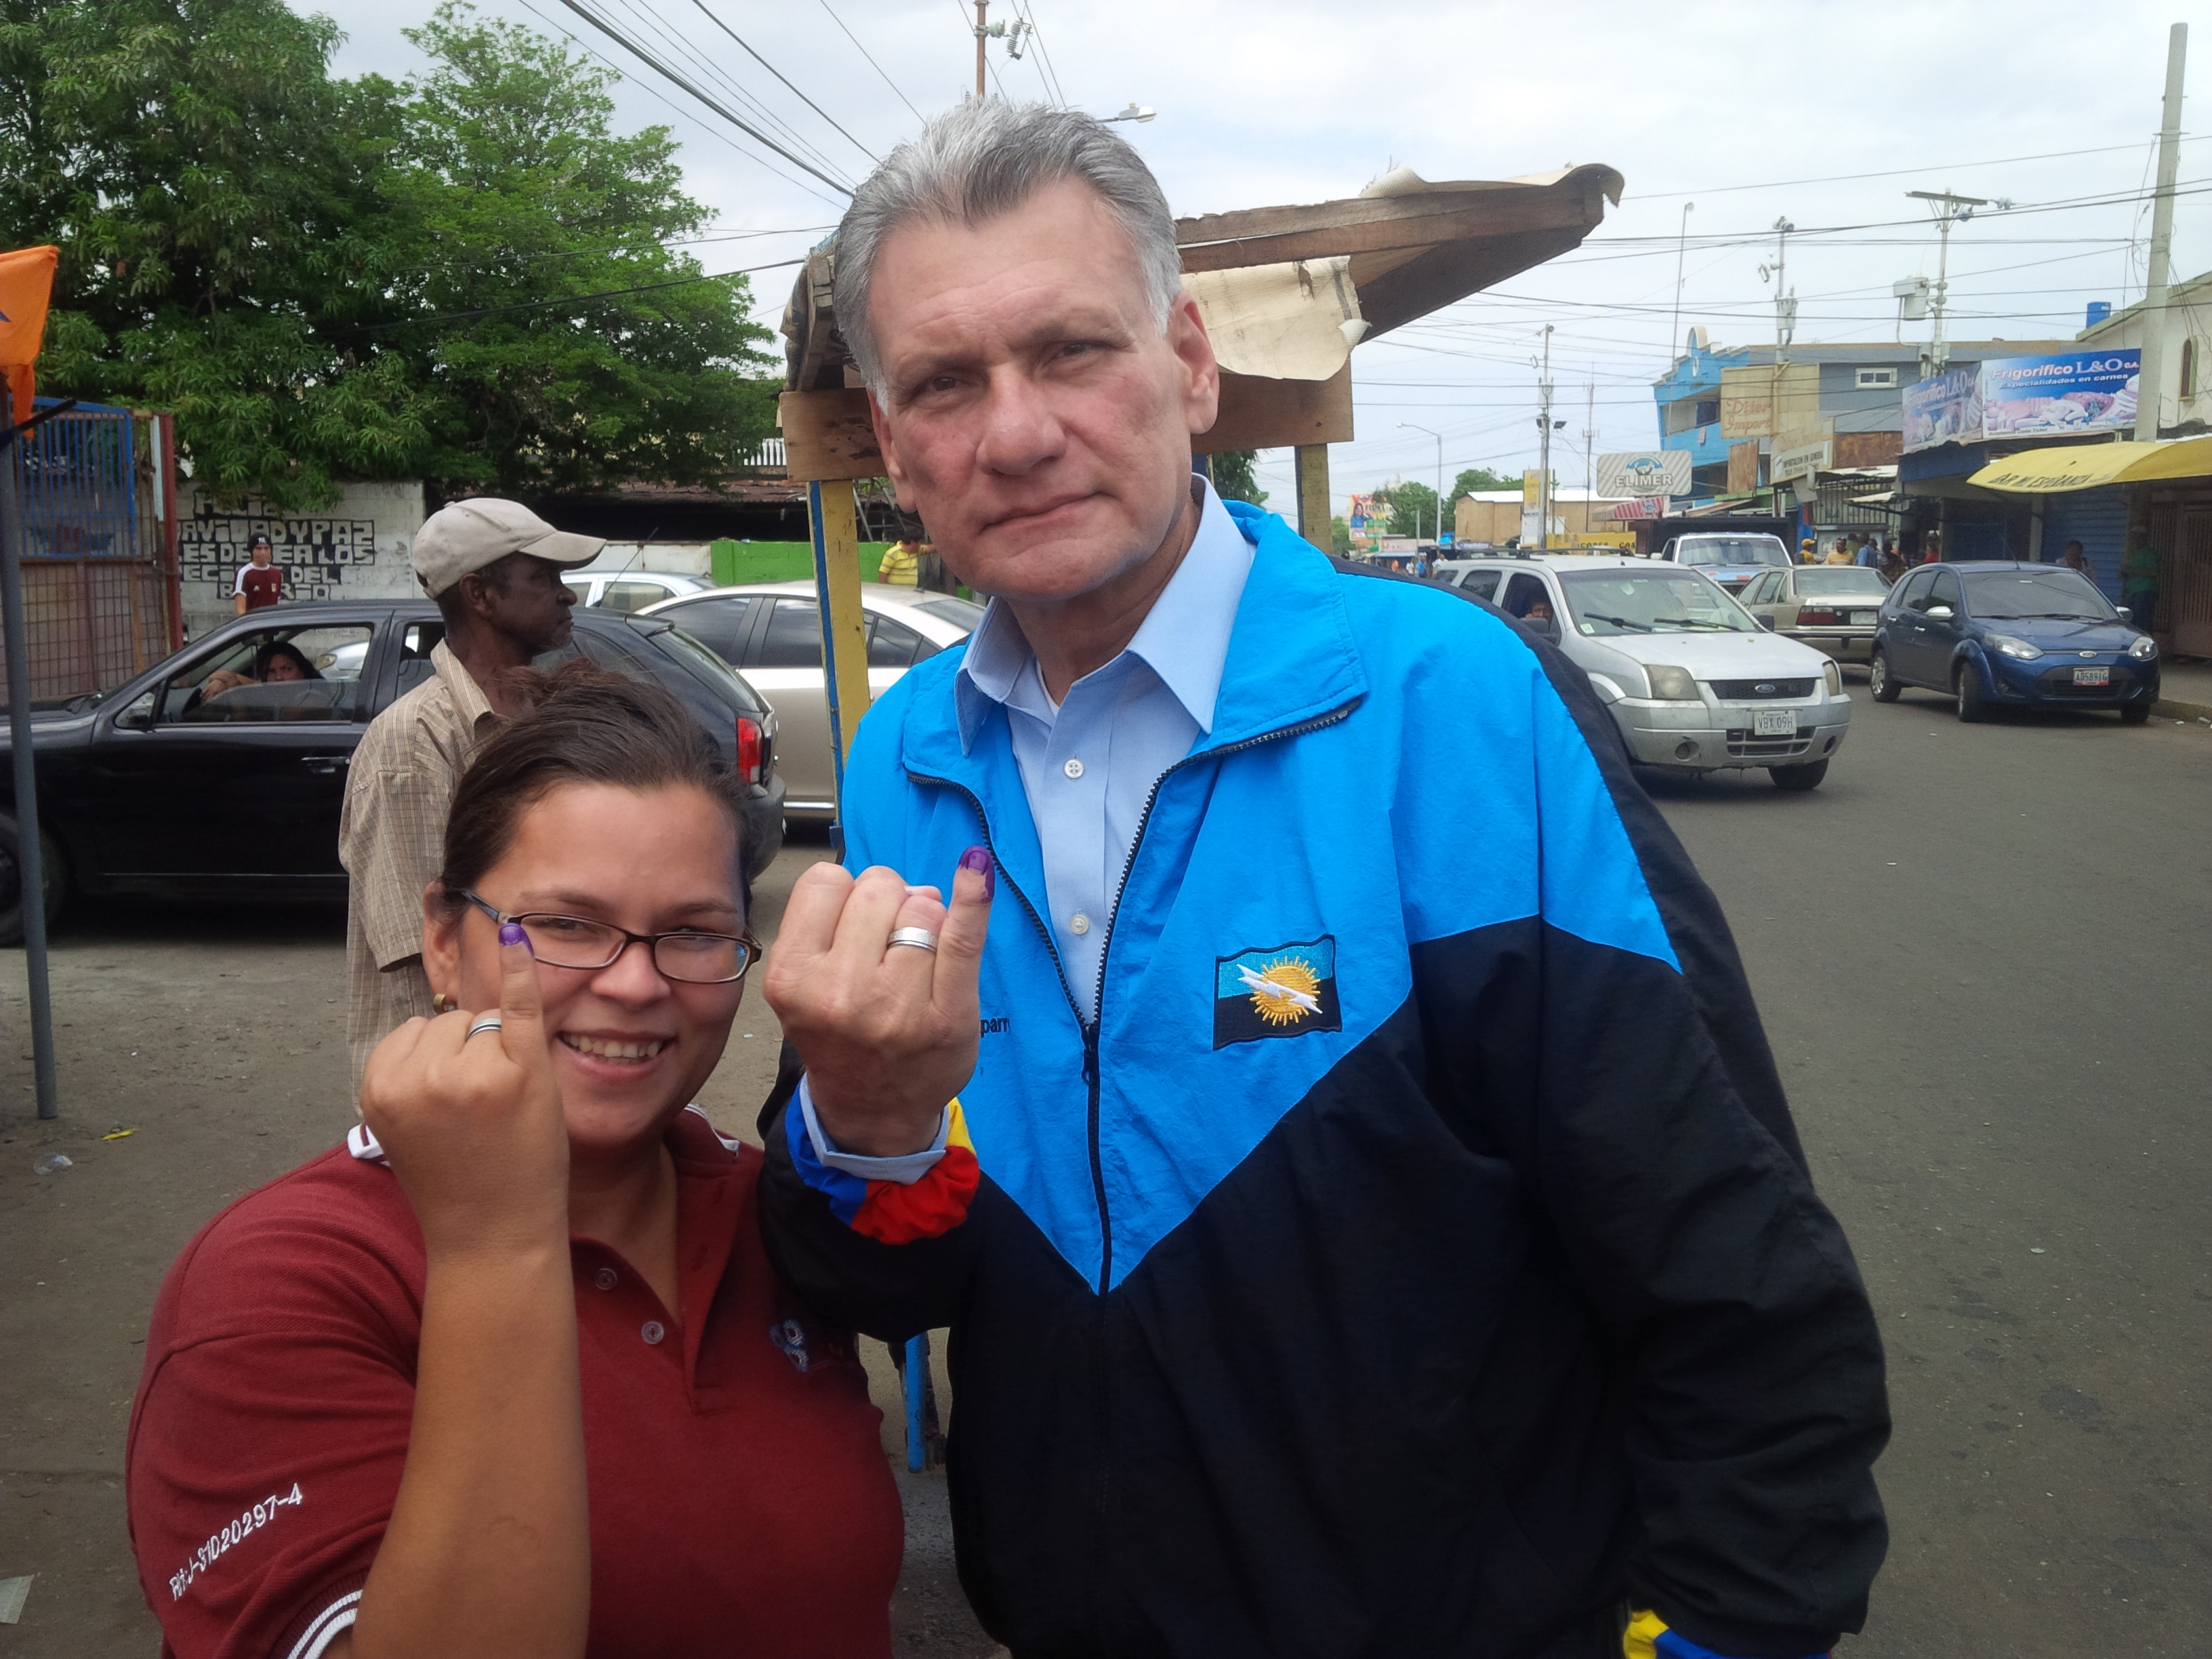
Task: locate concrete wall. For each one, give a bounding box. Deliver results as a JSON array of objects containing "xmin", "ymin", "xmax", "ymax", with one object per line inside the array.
[{"xmin": 178, "ymin": 479, "xmax": 426, "ymax": 640}]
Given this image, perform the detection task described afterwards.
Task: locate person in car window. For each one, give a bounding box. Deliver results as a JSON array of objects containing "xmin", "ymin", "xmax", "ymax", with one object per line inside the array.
[
  {"xmin": 129, "ymin": 667, "xmax": 903, "ymax": 1659},
  {"xmin": 339, "ymin": 499, "xmax": 601, "ymax": 1088}
]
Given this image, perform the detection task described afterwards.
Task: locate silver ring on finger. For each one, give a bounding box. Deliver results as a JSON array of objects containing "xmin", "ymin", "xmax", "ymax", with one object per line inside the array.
[
  {"xmin": 886, "ymin": 927, "xmax": 940, "ymax": 954},
  {"xmin": 466, "ymin": 1016, "xmax": 504, "ymax": 1040}
]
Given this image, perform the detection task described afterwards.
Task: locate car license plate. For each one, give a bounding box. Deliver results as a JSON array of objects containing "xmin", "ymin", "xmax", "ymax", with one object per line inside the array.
[
  {"xmin": 1850, "ymin": 610, "xmax": 1875, "ymax": 623},
  {"xmin": 1754, "ymin": 708, "xmax": 1797, "ymax": 737},
  {"xmin": 2073, "ymin": 666, "xmax": 2110, "ymax": 687}
]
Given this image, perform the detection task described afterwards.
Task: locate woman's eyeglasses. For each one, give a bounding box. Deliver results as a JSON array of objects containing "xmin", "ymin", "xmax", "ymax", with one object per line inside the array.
[{"xmin": 457, "ymin": 890, "xmax": 759, "ymax": 985}]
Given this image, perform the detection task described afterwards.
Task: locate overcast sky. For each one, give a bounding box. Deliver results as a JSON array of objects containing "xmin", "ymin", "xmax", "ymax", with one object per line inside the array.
[{"xmin": 313, "ymin": 0, "xmax": 2205, "ymax": 516}]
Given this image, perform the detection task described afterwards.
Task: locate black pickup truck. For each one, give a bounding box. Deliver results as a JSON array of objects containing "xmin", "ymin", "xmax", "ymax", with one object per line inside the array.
[{"xmin": 0, "ymin": 600, "xmax": 785, "ymax": 944}]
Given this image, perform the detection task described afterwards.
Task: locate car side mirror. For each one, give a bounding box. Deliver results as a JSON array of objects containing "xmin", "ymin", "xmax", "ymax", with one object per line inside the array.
[
  {"xmin": 1927, "ymin": 605, "xmax": 1954, "ymax": 621},
  {"xmin": 2116, "ymin": 605, "xmax": 2133, "ymax": 623},
  {"xmin": 1757, "ymin": 615, "xmax": 1776, "ymax": 631}
]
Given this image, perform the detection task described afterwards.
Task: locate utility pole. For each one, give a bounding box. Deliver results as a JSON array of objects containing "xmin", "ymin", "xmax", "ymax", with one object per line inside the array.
[
  {"xmin": 974, "ymin": 0, "xmax": 987, "ymax": 98},
  {"xmin": 1536, "ymin": 325, "xmax": 1555, "ymax": 550},
  {"xmin": 1582, "ymin": 382, "xmax": 1595, "ymax": 495},
  {"xmin": 1668, "ymin": 201, "xmax": 1694, "ymax": 363},
  {"xmin": 1906, "ymin": 190, "xmax": 1991, "ymax": 377},
  {"xmin": 1759, "ymin": 217, "xmax": 1797, "ymax": 367},
  {"xmin": 2134, "ymin": 21, "xmax": 2188, "ymax": 442},
  {"xmin": 1399, "ymin": 423, "xmax": 1444, "ymax": 545}
]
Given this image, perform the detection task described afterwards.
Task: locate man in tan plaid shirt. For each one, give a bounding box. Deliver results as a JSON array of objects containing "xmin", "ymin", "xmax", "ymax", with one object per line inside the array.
[{"xmin": 340, "ymin": 499, "xmax": 600, "ymax": 1085}]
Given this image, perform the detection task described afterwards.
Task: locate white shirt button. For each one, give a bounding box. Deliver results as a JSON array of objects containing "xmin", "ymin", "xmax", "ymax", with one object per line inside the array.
[
  {"xmin": 640, "ymin": 1320, "xmax": 665, "ymax": 1345},
  {"xmin": 1063, "ymin": 757, "xmax": 1084, "ymax": 779},
  {"xmin": 593, "ymin": 1267, "xmax": 618, "ymax": 1291},
  {"xmin": 1069, "ymin": 913, "xmax": 1091, "ymax": 936}
]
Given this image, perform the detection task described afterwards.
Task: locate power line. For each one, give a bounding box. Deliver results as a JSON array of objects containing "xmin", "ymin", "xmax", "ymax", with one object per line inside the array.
[
  {"xmin": 362, "ymin": 256, "xmax": 806, "ymax": 330},
  {"xmin": 1629, "ymin": 134, "xmax": 2211, "ymax": 203},
  {"xmin": 820, "ymin": 0, "xmax": 924, "ymax": 123},
  {"xmin": 554, "ymin": 0, "xmax": 855, "ymax": 194},
  {"xmin": 513, "ymin": 0, "xmax": 849, "ymax": 206},
  {"xmin": 613, "ymin": 0, "xmax": 855, "ymax": 184},
  {"xmin": 691, "ymin": 0, "xmax": 880, "ymax": 164}
]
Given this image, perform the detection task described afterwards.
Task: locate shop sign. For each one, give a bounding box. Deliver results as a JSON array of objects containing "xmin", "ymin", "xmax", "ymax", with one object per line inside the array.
[
  {"xmin": 1597, "ymin": 451, "xmax": 1692, "ymax": 499},
  {"xmin": 1772, "ymin": 438, "xmax": 1832, "ymax": 483}
]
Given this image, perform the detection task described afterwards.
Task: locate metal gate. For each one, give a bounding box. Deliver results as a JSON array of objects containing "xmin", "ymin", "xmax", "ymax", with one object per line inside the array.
[
  {"xmin": 0, "ymin": 401, "xmax": 181, "ymax": 705},
  {"xmin": 2151, "ymin": 497, "xmax": 2212, "ymax": 658}
]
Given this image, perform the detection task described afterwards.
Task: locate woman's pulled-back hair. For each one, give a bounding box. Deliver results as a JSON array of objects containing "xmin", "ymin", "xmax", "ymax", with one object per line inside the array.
[{"xmin": 436, "ymin": 660, "xmax": 751, "ymax": 918}]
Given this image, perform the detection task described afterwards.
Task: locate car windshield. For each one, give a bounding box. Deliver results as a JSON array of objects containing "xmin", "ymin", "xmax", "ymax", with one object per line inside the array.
[
  {"xmin": 1794, "ymin": 568, "xmax": 1889, "ymax": 598},
  {"xmin": 1559, "ymin": 570, "xmax": 1761, "ymax": 635},
  {"xmin": 1677, "ymin": 537, "xmax": 1789, "ymax": 569},
  {"xmin": 912, "ymin": 596, "xmax": 985, "ymax": 632},
  {"xmin": 1961, "ymin": 569, "xmax": 2114, "ymax": 621}
]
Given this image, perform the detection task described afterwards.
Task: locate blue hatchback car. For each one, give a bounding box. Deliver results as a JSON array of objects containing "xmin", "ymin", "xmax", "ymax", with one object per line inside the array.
[{"xmin": 1868, "ymin": 561, "xmax": 2160, "ymax": 722}]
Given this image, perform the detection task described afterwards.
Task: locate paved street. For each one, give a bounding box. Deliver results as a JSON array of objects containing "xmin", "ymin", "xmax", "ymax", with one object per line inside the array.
[{"xmin": 3, "ymin": 682, "xmax": 2207, "ymax": 1656}]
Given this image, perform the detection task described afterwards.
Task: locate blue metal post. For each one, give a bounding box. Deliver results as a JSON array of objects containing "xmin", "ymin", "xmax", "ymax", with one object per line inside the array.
[{"xmin": 904, "ymin": 1332, "xmax": 929, "ymax": 1471}]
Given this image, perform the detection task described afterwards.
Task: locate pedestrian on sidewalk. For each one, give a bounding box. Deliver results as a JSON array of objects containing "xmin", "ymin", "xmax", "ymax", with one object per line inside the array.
[
  {"xmin": 754, "ymin": 100, "xmax": 1888, "ymax": 1659},
  {"xmin": 232, "ymin": 533, "xmax": 286, "ymax": 614},
  {"xmin": 339, "ymin": 498, "xmax": 599, "ymax": 1086},
  {"xmin": 2121, "ymin": 533, "xmax": 2160, "ymax": 632},
  {"xmin": 2058, "ymin": 539, "xmax": 2093, "ymax": 579},
  {"xmin": 877, "ymin": 535, "xmax": 921, "ymax": 586}
]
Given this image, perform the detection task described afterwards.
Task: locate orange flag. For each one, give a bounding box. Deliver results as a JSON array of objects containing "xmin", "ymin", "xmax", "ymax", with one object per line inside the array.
[{"xmin": 0, "ymin": 245, "xmax": 60, "ymax": 430}]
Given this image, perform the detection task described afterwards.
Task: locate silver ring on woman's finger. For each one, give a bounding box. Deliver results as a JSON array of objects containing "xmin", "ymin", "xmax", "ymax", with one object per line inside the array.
[
  {"xmin": 886, "ymin": 927, "xmax": 939, "ymax": 954},
  {"xmin": 466, "ymin": 1016, "xmax": 504, "ymax": 1040}
]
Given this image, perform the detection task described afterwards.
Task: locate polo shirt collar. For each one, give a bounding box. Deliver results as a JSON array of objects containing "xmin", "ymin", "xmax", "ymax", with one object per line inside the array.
[{"xmin": 955, "ymin": 477, "xmax": 1253, "ymax": 752}]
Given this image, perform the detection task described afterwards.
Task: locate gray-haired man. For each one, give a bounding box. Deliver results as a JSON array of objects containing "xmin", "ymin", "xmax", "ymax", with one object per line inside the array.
[{"xmin": 758, "ymin": 101, "xmax": 1887, "ymax": 1659}]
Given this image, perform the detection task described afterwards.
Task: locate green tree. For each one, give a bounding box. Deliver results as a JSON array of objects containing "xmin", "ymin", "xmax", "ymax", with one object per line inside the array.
[
  {"xmin": 378, "ymin": 5, "xmax": 775, "ymax": 497},
  {"xmin": 1451, "ymin": 466, "xmax": 1521, "ymax": 499},
  {"xmin": 1, "ymin": 0, "xmax": 775, "ymax": 508},
  {"xmin": 1208, "ymin": 448, "xmax": 1266, "ymax": 506},
  {"xmin": 1376, "ymin": 480, "xmax": 1439, "ymax": 539},
  {"xmin": 1328, "ymin": 514, "xmax": 1350, "ymax": 556}
]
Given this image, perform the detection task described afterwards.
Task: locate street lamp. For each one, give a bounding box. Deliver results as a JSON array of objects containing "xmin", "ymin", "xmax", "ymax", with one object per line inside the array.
[
  {"xmin": 1398, "ymin": 422, "xmax": 1445, "ymax": 546},
  {"xmin": 1102, "ymin": 103, "xmax": 1155, "ymax": 123}
]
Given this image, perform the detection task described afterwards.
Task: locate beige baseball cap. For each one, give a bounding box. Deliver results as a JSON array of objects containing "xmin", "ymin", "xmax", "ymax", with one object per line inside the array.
[{"xmin": 411, "ymin": 497, "xmax": 604, "ymax": 598}]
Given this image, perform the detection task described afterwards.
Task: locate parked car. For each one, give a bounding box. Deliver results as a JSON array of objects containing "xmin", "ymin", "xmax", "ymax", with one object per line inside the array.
[
  {"xmin": 562, "ymin": 570, "xmax": 716, "ymax": 613},
  {"xmin": 0, "ymin": 602, "xmax": 785, "ymax": 945},
  {"xmin": 1868, "ymin": 560, "xmax": 2159, "ymax": 723},
  {"xmin": 1736, "ymin": 563, "xmax": 1892, "ymax": 664},
  {"xmin": 641, "ymin": 581, "xmax": 983, "ymax": 819},
  {"xmin": 1655, "ymin": 531, "xmax": 1794, "ymax": 594},
  {"xmin": 1443, "ymin": 554, "xmax": 1851, "ymax": 789}
]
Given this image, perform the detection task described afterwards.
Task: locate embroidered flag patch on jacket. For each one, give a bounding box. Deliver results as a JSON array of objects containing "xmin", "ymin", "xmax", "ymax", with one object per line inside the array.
[{"xmin": 1213, "ymin": 937, "xmax": 1341, "ymax": 1048}]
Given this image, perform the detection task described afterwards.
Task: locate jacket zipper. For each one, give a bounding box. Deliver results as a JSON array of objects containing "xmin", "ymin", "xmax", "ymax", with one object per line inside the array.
[{"xmin": 905, "ymin": 694, "xmax": 1360, "ymax": 1292}]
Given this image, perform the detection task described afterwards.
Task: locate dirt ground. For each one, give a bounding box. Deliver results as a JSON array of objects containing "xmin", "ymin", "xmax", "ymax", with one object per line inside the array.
[{"xmin": 0, "ymin": 827, "xmax": 1000, "ymax": 1658}]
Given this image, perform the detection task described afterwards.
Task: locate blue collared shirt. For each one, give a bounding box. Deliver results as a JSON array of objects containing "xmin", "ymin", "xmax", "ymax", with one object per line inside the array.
[
  {"xmin": 804, "ymin": 476, "xmax": 1254, "ymax": 1183},
  {"xmin": 956, "ymin": 476, "xmax": 1254, "ymax": 1013}
]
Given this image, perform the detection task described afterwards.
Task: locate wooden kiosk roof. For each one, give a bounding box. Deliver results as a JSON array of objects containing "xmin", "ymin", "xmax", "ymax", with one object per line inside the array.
[{"xmin": 777, "ymin": 162, "xmax": 1624, "ymax": 476}]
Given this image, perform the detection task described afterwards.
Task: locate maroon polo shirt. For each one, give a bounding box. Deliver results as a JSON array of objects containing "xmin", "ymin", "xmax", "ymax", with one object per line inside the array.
[{"xmin": 127, "ymin": 1110, "xmax": 903, "ymax": 1659}]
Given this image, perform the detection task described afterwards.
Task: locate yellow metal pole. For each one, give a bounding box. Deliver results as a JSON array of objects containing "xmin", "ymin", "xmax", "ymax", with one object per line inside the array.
[
  {"xmin": 1295, "ymin": 443, "xmax": 1331, "ymax": 550},
  {"xmin": 808, "ymin": 480, "xmax": 874, "ymax": 832}
]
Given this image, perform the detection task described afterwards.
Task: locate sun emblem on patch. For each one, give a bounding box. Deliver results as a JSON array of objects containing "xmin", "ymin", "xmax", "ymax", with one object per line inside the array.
[{"xmin": 1238, "ymin": 955, "xmax": 1323, "ymax": 1026}]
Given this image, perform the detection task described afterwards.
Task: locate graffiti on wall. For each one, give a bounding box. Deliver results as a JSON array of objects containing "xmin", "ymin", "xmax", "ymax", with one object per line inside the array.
[{"xmin": 180, "ymin": 499, "xmax": 385, "ymax": 602}]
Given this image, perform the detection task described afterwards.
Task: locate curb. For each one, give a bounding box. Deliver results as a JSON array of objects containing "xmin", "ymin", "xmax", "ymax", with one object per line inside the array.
[{"xmin": 2151, "ymin": 697, "xmax": 2212, "ymax": 723}]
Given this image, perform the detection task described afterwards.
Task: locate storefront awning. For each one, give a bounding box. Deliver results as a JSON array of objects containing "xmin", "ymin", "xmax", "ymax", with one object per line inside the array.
[{"xmin": 1968, "ymin": 435, "xmax": 2212, "ymax": 493}]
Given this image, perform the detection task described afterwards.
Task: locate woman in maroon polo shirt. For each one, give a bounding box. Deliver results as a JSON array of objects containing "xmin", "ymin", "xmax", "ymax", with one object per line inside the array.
[{"xmin": 127, "ymin": 666, "xmax": 909, "ymax": 1659}]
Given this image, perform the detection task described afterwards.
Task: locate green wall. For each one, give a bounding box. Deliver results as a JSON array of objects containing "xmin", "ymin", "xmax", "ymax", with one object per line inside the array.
[{"xmin": 710, "ymin": 539, "xmax": 892, "ymax": 586}]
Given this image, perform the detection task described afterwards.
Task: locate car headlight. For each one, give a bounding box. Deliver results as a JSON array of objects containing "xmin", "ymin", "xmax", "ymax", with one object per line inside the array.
[
  {"xmin": 1645, "ymin": 663, "xmax": 1700, "ymax": 701},
  {"xmin": 1986, "ymin": 634, "xmax": 2043, "ymax": 660},
  {"xmin": 2129, "ymin": 633, "xmax": 2158, "ymax": 660},
  {"xmin": 1822, "ymin": 659, "xmax": 1843, "ymax": 695}
]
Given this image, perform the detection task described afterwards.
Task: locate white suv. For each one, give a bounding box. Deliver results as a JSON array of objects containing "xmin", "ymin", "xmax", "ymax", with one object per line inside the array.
[{"xmin": 1440, "ymin": 555, "xmax": 1851, "ymax": 790}]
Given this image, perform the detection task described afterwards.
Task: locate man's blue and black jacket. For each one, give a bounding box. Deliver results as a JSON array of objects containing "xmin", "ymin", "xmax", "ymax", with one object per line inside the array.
[{"xmin": 760, "ymin": 504, "xmax": 1889, "ymax": 1659}]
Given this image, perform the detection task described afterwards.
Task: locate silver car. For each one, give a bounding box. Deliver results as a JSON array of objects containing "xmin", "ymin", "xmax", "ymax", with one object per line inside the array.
[
  {"xmin": 1443, "ymin": 555, "xmax": 1851, "ymax": 790},
  {"xmin": 1736, "ymin": 564, "xmax": 1891, "ymax": 665},
  {"xmin": 641, "ymin": 581, "xmax": 982, "ymax": 818},
  {"xmin": 562, "ymin": 570, "xmax": 716, "ymax": 613}
]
